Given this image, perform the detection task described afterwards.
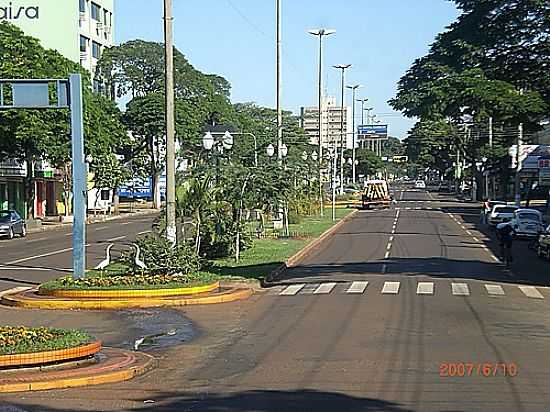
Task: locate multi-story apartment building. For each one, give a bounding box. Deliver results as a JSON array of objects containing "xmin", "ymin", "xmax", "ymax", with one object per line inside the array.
[
  {"xmin": 300, "ymin": 96, "xmax": 353, "ymax": 149},
  {"xmin": 0, "ymin": 0, "xmax": 115, "ymax": 218}
]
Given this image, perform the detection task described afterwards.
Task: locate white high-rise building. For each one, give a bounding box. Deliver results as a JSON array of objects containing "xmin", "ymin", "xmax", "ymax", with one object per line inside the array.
[
  {"xmin": 300, "ymin": 96, "xmax": 353, "ymax": 149},
  {"xmin": 0, "ymin": 0, "xmax": 114, "ymax": 84}
]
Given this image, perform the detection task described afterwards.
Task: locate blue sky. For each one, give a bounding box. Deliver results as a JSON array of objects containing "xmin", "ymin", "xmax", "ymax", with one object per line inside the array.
[{"xmin": 114, "ymin": 0, "xmax": 460, "ymax": 139}]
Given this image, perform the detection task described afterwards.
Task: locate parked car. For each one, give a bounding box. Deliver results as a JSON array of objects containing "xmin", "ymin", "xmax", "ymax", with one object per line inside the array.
[
  {"xmin": 487, "ymin": 204, "xmax": 519, "ymax": 227},
  {"xmin": 510, "ymin": 209, "xmax": 544, "ymax": 238},
  {"xmin": 0, "ymin": 210, "xmax": 26, "ymax": 239},
  {"xmin": 482, "ymin": 200, "xmax": 506, "ymax": 221},
  {"xmin": 537, "ymin": 224, "xmax": 550, "ymax": 260},
  {"xmin": 415, "ymin": 180, "xmax": 426, "ymax": 189}
]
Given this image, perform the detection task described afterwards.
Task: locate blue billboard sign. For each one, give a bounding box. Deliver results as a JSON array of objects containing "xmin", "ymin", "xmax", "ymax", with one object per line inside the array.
[
  {"xmin": 118, "ymin": 176, "xmax": 166, "ymax": 199},
  {"xmin": 358, "ymin": 125, "xmax": 388, "ymax": 136}
]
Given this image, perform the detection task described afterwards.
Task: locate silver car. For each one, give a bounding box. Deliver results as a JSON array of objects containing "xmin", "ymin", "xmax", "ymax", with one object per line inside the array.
[{"xmin": 0, "ymin": 210, "xmax": 27, "ymax": 239}]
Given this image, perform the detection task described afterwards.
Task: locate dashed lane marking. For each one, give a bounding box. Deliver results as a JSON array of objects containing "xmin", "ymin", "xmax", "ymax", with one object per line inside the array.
[
  {"xmin": 452, "ymin": 283, "xmax": 470, "ymax": 296},
  {"xmin": 382, "ymin": 281, "xmax": 400, "ymax": 294},
  {"xmin": 279, "ymin": 284, "xmax": 305, "ymax": 296},
  {"xmin": 313, "ymin": 282, "xmax": 337, "ymax": 294},
  {"xmin": 106, "ymin": 235, "xmax": 126, "ymax": 242},
  {"xmin": 417, "ymin": 282, "xmax": 434, "ymax": 295},
  {"xmin": 518, "ymin": 286, "xmax": 545, "ymax": 299},
  {"xmin": 346, "ymin": 281, "xmax": 369, "ymax": 294},
  {"xmin": 4, "ymin": 246, "xmax": 91, "ymax": 265},
  {"xmin": 485, "ymin": 284, "xmax": 505, "ymax": 296},
  {"xmin": 298, "ymin": 283, "xmax": 320, "ymax": 295}
]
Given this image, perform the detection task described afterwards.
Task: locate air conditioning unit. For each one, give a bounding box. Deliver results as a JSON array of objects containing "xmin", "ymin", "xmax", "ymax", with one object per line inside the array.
[
  {"xmin": 96, "ymin": 22, "xmax": 103, "ymax": 30},
  {"xmin": 79, "ymin": 12, "xmax": 86, "ymax": 22},
  {"xmin": 104, "ymin": 26, "xmax": 111, "ymax": 35},
  {"xmin": 80, "ymin": 52, "xmax": 88, "ymax": 60}
]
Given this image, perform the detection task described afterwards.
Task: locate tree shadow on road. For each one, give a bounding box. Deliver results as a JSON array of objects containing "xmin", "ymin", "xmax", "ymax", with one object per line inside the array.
[{"xmin": 3, "ymin": 389, "xmax": 415, "ymax": 412}]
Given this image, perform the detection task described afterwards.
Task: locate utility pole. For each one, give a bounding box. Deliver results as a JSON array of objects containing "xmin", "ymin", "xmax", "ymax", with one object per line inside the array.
[
  {"xmin": 164, "ymin": 0, "xmax": 176, "ymax": 245},
  {"xmin": 308, "ymin": 29, "xmax": 335, "ymax": 216},
  {"xmin": 489, "ymin": 116, "xmax": 495, "ymax": 198},
  {"xmin": 276, "ymin": 0, "xmax": 283, "ymax": 162},
  {"xmin": 515, "ymin": 122, "xmax": 523, "ymax": 207},
  {"xmin": 347, "ymin": 85, "xmax": 361, "ymax": 184},
  {"xmin": 333, "ymin": 64, "xmax": 351, "ymax": 195}
]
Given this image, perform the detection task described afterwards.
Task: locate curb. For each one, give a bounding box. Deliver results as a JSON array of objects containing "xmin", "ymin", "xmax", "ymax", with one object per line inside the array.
[
  {"xmin": 28, "ymin": 209, "xmax": 159, "ymax": 234},
  {"xmin": 266, "ymin": 210, "xmax": 358, "ymax": 283},
  {"xmin": 41, "ymin": 281, "xmax": 221, "ymax": 299},
  {"xmin": 0, "ymin": 347, "xmax": 155, "ymax": 393},
  {"xmin": 0, "ymin": 341, "xmax": 101, "ymax": 368},
  {"xmin": 1, "ymin": 287, "xmax": 253, "ymax": 310}
]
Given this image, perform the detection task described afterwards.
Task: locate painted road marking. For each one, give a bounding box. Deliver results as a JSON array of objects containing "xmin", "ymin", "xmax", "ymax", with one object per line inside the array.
[
  {"xmin": 313, "ymin": 282, "xmax": 337, "ymax": 294},
  {"xmin": 452, "ymin": 283, "xmax": 470, "ymax": 296},
  {"xmin": 4, "ymin": 246, "xmax": 91, "ymax": 265},
  {"xmin": 279, "ymin": 284, "xmax": 305, "ymax": 296},
  {"xmin": 106, "ymin": 235, "xmax": 126, "ymax": 242},
  {"xmin": 266, "ymin": 285, "xmax": 286, "ymax": 295},
  {"xmin": 346, "ymin": 281, "xmax": 369, "ymax": 294},
  {"xmin": 299, "ymin": 283, "xmax": 320, "ymax": 295},
  {"xmin": 95, "ymin": 226, "xmax": 109, "ymax": 231},
  {"xmin": 382, "ymin": 281, "xmax": 400, "ymax": 294},
  {"xmin": 384, "ymin": 251, "xmax": 391, "ymax": 259},
  {"xmin": 417, "ymin": 282, "xmax": 434, "ymax": 295},
  {"xmin": 137, "ymin": 230, "xmax": 151, "ymax": 235},
  {"xmin": 485, "ymin": 284, "xmax": 505, "ymax": 296},
  {"xmin": 518, "ymin": 286, "xmax": 544, "ymax": 299}
]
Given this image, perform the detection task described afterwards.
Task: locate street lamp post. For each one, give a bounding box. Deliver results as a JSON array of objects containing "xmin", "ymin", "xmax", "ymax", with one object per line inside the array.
[
  {"xmin": 308, "ymin": 28, "xmax": 335, "ymax": 217},
  {"xmin": 333, "ymin": 64, "xmax": 352, "ymax": 195},
  {"xmin": 347, "ymin": 85, "xmax": 361, "ymax": 184}
]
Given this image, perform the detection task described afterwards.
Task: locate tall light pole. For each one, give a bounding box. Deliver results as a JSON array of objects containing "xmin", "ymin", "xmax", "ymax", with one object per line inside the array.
[
  {"xmin": 164, "ymin": 0, "xmax": 176, "ymax": 245},
  {"xmin": 308, "ymin": 28, "xmax": 335, "ymax": 216},
  {"xmin": 333, "ymin": 64, "xmax": 351, "ymax": 194},
  {"xmin": 347, "ymin": 85, "xmax": 361, "ymax": 184},
  {"xmin": 276, "ymin": 0, "xmax": 283, "ymax": 162},
  {"xmin": 357, "ymin": 98, "xmax": 368, "ymax": 149}
]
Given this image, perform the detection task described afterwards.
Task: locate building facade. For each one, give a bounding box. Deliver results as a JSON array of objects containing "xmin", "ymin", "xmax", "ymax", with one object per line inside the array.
[
  {"xmin": 301, "ymin": 96, "xmax": 353, "ymax": 149},
  {"xmin": 0, "ymin": 0, "xmax": 115, "ymax": 218},
  {"xmin": 0, "ymin": 0, "xmax": 114, "ymax": 77}
]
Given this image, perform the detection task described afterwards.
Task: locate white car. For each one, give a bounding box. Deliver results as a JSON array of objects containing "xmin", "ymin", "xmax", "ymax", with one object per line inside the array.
[
  {"xmin": 488, "ymin": 204, "xmax": 518, "ymax": 227},
  {"xmin": 415, "ymin": 180, "xmax": 426, "ymax": 189},
  {"xmin": 510, "ymin": 209, "xmax": 544, "ymax": 238}
]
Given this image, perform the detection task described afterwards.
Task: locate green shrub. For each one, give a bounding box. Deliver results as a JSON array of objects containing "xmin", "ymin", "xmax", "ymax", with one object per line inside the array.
[{"xmin": 123, "ymin": 235, "xmax": 202, "ymax": 275}]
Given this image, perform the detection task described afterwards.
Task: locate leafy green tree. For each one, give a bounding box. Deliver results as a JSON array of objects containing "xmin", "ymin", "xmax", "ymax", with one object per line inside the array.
[{"xmin": 0, "ymin": 22, "xmax": 128, "ymax": 218}]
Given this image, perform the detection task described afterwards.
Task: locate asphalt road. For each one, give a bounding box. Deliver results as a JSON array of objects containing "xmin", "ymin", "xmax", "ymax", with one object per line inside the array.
[
  {"xmin": 2, "ymin": 189, "xmax": 550, "ymax": 411},
  {"xmin": 0, "ymin": 213, "xmax": 157, "ymax": 292}
]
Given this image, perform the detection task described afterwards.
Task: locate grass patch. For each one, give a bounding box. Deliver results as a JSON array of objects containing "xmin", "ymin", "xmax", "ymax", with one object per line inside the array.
[
  {"xmin": 209, "ymin": 208, "xmax": 353, "ymax": 280},
  {"xmin": 0, "ymin": 326, "xmax": 93, "ymax": 356},
  {"xmin": 39, "ymin": 267, "xmax": 220, "ymax": 292}
]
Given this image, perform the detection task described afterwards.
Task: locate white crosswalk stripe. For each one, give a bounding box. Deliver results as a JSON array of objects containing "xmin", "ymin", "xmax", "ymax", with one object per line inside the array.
[
  {"xmin": 346, "ymin": 281, "xmax": 369, "ymax": 294},
  {"xmin": 417, "ymin": 282, "xmax": 434, "ymax": 295},
  {"xmin": 381, "ymin": 281, "xmax": 400, "ymax": 294},
  {"xmin": 268, "ymin": 282, "xmax": 548, "ymax": 300},
  {"xmin": 452, "ymin": 283, "xmax": 470, "ymax": 296},
  {"xmin": 518, "ymin": 286, "xmax": 545, "ymax": 299},
  {"xmin": 313, "ymin": 282, "xmax": 337, "ymax": 294},
  {"xmin": 485, "ymin": 284, "xmax": 505, "ymax": 296},
  {"xmin": 299, "ymin": 283, "xmax": 321, "ymax": 295},
  {"xmin": 279, "ymin": 284, "xmax": 305, "ymax": 296}
]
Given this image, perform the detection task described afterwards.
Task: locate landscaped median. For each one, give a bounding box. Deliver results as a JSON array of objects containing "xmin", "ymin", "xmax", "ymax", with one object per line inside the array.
[
  {"xmin": 0, "ymin": 326, "xmax": 154, "ymax": 393},
  {"xmin": 208, "ymin": 207, "xmax": 357, "ymax": 283}
]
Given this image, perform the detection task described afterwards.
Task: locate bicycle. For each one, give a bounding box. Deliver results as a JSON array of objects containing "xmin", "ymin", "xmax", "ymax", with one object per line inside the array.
[{"xmin": 500, "ymin": 242, "xmax": 513, "ymax": 268}]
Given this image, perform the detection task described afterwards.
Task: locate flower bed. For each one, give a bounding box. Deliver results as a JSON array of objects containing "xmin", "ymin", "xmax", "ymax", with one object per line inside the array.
[
  {"xmin": 0, "ymin": 326, "xmax": 93, "ymax": 356},
  {"xmin": 39, "ymin": 271, "xmax": 220, "ymax": 292}
]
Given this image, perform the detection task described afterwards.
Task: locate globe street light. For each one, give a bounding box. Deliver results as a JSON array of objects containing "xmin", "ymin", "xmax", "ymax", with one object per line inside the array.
[
  {"xmin": 266, "ymin": 144, "xmax": 275, "ymax": 158},
  {"xmin": 202, "ymin": 131, "xmax": 214, "ymax": 151},
  {"xmin": 308, "ymin": 28, "xmax": 336, "ymax": 217},
  {"xmin": 280, "ymin": 143, "xmax": 288, "ymax": 158}
]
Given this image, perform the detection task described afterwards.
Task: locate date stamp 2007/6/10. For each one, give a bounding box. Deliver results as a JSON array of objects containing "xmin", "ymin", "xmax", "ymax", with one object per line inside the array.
[{"xmin": 440, "ymin": 363, "xmax": 518, "ymax": 377}]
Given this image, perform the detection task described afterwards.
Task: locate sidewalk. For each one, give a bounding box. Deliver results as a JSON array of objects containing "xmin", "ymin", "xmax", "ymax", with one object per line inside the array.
[{"xmin": 29, "ymin": 204, "xmax": 159, "ymax": 234}]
